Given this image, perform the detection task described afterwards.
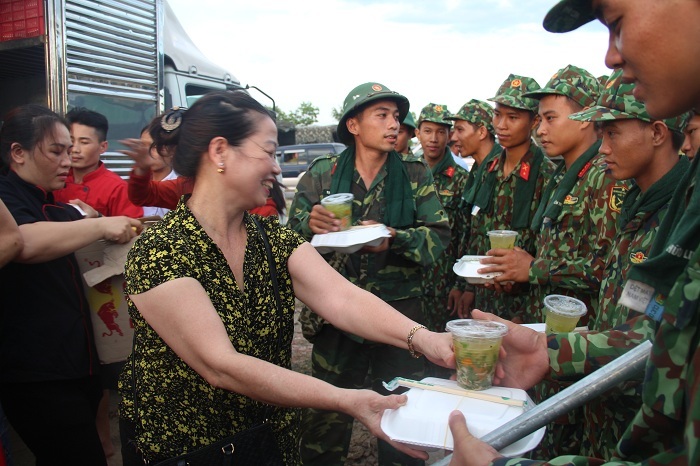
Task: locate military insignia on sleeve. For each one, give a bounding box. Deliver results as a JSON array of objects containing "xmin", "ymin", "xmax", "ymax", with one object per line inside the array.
[
  {"xmin": 511, "ymin": 79, "xmax": 522, "ymax": 88},
  {"xmin": 519, "ymin": 161, "xmax": 530, "ymax": 181},
  {"xmin": 439, "ymin": 189, "xmax": 454, "ymax": 196},
  {"xmin": 629, "ymin": 251, "xmax": 647, "ymax": 264},
  {"xmin": 609, "ymin": 185, "xmax": 627, "ymax": 212},
  {"xmin": 563, "ymin": 194, "xmax": 578, "ymax": 205}
]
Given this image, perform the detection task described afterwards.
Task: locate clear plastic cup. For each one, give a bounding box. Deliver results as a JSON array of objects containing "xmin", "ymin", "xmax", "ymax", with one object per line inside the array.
[
  {"xmin": 320, "ymin": 193, "xmax": 354, "ymax": 231},
  {"xmin": 544, "ymin": 295, "xmax": 587, "ymax": 333},
  {"xmin": 446, "ymin": 319, "xmax": 508, "ymax": 390},
  {"xmin": 487, "ymin": 230, "xmax": 518, "ymax": 250}
]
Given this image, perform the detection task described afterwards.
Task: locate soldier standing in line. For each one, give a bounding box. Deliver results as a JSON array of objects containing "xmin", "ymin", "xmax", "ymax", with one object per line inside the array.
[
  {"xmin": 479, "ymin": 64, "xmax": 627, "ymax": 457},
  {"xmin": 480, "ymin": 66, "xmax": 625, "ymax": 323},
  {"xmin": 288, "ymin": 82, "xmax": 450, "ymax": 466},
  {"xmin": 414, "ymin": 103, "xmax": 471, "ymax": 335},
  {"xmin": 568, "ymin": 68, "xmax": 691, "ymax": 458},
  {"xmin": 681, "ymin": 110, "xmax": 700, "ymax": 159},
  {"xmin": 396, "ymin": 112, "xmax": 417, "ymax": 156},
  {"xmin": 447, "ymin": 0, "xmax": 700, "ymax": 465},
  {"xmin": 447, "ymin": 99, "xmax": 500, "ymax": 219},
  {"xmin": 462, "ymin": 75, "xmax": 555, "ymax": 322}
]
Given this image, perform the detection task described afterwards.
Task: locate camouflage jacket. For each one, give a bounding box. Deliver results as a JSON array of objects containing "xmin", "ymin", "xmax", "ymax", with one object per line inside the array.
[
  {"xmin": 421, "ymin": 152, "xmax": 471, "ymax": 297},
  {"xmin": 288, "ymin": 152, "xmax": 450, "ymax": 302},
  {"xmin": 492, "ymin": 243, "xmax": 700, "ymax": 466},
  {"xmin": 528, "ymin": 153, "xmax": 626, "ymax": 323},
  {"xmin": 466, "ymin": 144, "xmax": 555, "ymax": 320}
]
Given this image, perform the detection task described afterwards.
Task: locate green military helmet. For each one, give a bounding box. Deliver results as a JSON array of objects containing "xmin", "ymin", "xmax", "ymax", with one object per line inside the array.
[
  {"xmin": 543, "ymin": 0, "xmax": 596, "ymax": 33},
  {"xmin": 523, "ymin": 64, "xmax": 600, "ymax": 108},
  {"xmin": 336, "ymin": 82, "xmax": 410, "ymax": 145},
  {"xmin": 416, "ymin": 103, "xmax": 452, "ymax": 127},
  {"xmin": 488, "ymin": 74, "xmax": 541, "ymax": 112},
  {"xmin": 446, "ymin": 99, "xmax": 495, "ymax": 136},
  {"xmin": 402, "ymin": 111, "xmax": 417, "ymax": 131},
  {"xmin": 570, "ymin": 69, "xmax": 692, "ymax": 133}
]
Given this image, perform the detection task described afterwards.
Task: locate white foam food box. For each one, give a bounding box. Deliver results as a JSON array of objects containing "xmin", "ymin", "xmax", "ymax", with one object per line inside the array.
[
  {"xmin": 381, "ymin": 377, "xmax": 545, "ymax": 456},
  {"xmin": 453, "ymin": 255, "xmax": 503, "ymax": 284},
  {"xmin": 310, "ymin": 224, "xmax": 392, "ymax": 254}
]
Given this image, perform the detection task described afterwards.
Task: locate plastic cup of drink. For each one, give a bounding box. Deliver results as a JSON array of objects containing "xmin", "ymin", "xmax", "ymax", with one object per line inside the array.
[
  {"xmin": 487, "ymin": 230, "xmax": 518, "ymax": 250},
  {"xmin": 320, "ymin": 193, "xmax": 354, "ymax": 230},
  {"xmin": 544, "ymin": 295, "xmax": 587, "ymax": 333},
  {"xmin": 445, "ymin": 319, "xmax": 508, "ymax": 391}
]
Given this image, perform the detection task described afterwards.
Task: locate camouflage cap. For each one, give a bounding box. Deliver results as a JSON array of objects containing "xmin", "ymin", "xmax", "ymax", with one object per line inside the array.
[
  {"xmin": 446, "ymin": 99, "xmax": 495, "ymax": 136},
  {"xmin": 337, "ymin": 82, "xmax": 410, "ymax": 145},
  {"xmin": 402, "ymin": 111, "xmax": 417, "ymax": 131},
  {"xmin": 416, "ymin": 103, "xmax": 452, "ymax": 127},
  {"xmin": 543, "ymin": 0, "xmax": 595, "ymax": 33},
  {"xmin": 523, "ymin": 64, "xmax": 600, "ymax": 108},
  {"xmin": 487, "ymin": 74, "xmax": 541, "ymax": 112},
  {"xmin": 570, "ymin": 69, "xmax": 692, "ymax": 133}
]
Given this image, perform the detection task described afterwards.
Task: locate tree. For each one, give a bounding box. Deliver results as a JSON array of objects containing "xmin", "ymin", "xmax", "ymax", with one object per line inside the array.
[
  {"xmin": 274, "ymin": 101, "xmax": 320, "ymax": 126},
  {"xmin": 331, "ymin": 106, "xmax": 343, "ymax": 122}
]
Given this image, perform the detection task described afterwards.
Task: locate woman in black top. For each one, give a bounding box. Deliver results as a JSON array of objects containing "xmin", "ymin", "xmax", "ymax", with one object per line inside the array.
[{"xmin": 0, "ymin": 105, "xmax": 141, "ymax": 465}]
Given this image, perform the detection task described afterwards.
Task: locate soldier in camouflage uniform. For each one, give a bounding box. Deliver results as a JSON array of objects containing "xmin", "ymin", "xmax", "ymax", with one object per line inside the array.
[
  {"xmin": 446, "ymin": 0, "xmax": 700, "ymax": 465},
  {"xmin": 289, "ymin": 82, "xmax": 450, "ymax": 466},
  {"xmin": 478, "ymin": 64, "xmax": 626, "ymax": 457},
  {"xmin": 681, "ymin": 110, "xmax": 700, "ymax": 159},
  {"xmin": 396, "ymin": 112, "xmax": 417, "ymax": 156},
  {"xmin": 447, "ymin": 99, "xmax": 501, "ymax": 231},
  {"xmin": 481, "ymin": 65, "xmax": 625, "ymax": 324},
  {"xmin": 462, "ymin": 75, "xmax": 555, "ymax": 322},
  {"xmin": 414, "ymin": 103, "xmax": 470, "ymax": 334},
  {"xmin": 567, "ymin": 68, "xmax": 692, "ymax": 458}
]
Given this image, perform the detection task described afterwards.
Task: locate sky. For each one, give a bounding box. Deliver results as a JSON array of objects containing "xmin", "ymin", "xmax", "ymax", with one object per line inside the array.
[{"xmin": 166, "ymin": 0, "xmax": 612, "ymax": 126}]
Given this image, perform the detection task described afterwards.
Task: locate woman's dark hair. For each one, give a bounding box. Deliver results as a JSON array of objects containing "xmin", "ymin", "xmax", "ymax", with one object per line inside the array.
[
  {"xmin": 270, "ymin": 179, "xmax": 286, "ymax": 215},
  {"xmin": 0, "ymin": 104, "xmax": 69, "ymax": 174},
  {"xmin": 151, "ymin": 91, "xmax": 274, "ymax": 178}
]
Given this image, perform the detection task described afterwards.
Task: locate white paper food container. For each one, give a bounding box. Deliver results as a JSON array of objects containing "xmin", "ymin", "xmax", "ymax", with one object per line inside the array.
[
  {"xmin": 453, "ymin": 255, "xmax": 503, "ymax": 284},
  {"xmin": 310, "ymin": 224, "xmax": 392, "ymax": 254},
  {"xmin": 381, "ymin": 377, "xmax": 545, "ymax": 455}
]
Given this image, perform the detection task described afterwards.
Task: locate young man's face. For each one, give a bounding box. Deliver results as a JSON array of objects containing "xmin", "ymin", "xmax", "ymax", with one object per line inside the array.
[
  {"xmin": 493, "ymin": 103, "xmax": 536, "ymax": 150},
  {"xmin": 682, "ymin": 114, "xmax": 700, "ymax": 159},
  {"xmin": 451, "ymin": 120, "xmax": 482, "ymax": 158},
  {"xmin": 594, "ymin": 0, "xmax": 700, "ymax": 118},
  {"xmin": 415, "ymin": 121, "xmax": 450, "ymax": 164},
  {"xmin": 599, "ymin": 119, "xmax": 654, "ymax": 185},
  {"xmin": 70, "ymin": 123, "xmax": 107, "ymax": 172},
  {"xmin": 536, "ymin": 95, "xmax": 585, "ymax": 160},
  {"xmin": 396, "ymin": 124, "xmax": 413, "ymax": 154},
  {"xmin": 348, "ymin": 100, "xmax": 400, "ymax": 154}
]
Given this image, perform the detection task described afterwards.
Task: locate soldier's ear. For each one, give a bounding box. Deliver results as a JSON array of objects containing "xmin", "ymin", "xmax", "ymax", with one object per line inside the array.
[{"xmin": 650, "ymin": 121, "xmax": 669, "ymax": 147}]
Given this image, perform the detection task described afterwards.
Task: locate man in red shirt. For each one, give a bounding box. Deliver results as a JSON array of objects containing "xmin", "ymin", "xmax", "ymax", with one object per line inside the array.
[{"xmin": 54, "ymin": 107, "xmax": 143, "ymax": 218}]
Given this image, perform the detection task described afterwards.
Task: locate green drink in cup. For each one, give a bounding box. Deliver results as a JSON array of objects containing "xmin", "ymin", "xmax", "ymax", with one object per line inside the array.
[
  {"xmin": 446, "ymin": 319, "xmax": 508, "ymax": 391},
  {"xmin": 487, "ymin": 230, "xmax": 518, "ymax": 250},
  {"xmin": 544, "ymin": 295, "xmax": 587, "ymax": 333},
  {"xmin": 320, "ymin": 193, "xmax": 354, "ymax": 230}
]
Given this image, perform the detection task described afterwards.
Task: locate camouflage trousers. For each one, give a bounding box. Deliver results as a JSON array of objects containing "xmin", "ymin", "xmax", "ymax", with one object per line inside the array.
[{"xmin": 299, "ymin": 298, "xmax": 426, "ymax": 466}]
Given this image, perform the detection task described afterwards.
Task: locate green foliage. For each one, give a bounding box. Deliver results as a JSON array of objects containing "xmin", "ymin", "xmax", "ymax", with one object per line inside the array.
[{"xmin": 274, "ymin": 101, "xmax": 320, "ymax": 126}]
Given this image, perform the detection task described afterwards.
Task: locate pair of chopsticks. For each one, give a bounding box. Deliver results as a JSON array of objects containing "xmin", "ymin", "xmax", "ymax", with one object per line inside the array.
[{"xmin": 382, "ymin": 377, "xmax": 525, "ymax": 407}]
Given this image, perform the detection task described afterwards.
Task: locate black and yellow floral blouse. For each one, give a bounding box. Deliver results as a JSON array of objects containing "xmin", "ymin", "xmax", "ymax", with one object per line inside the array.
[{"xmin": 119, "ymin": 197, "xmax": 305, "ymax": 464}]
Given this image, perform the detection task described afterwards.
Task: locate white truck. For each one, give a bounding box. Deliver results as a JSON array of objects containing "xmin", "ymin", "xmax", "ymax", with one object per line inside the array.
[{"xmin": 0, "ymin": 0, "xmax": 267, "ymax": 175}]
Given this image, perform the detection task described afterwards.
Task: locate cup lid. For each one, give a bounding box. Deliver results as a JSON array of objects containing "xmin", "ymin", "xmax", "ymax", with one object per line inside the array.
[
  {"xmin": 445, "ymin": 319, "xmax": 508, "ymax": 338},
  {"xmin": 486, "ymin": 230, "xmax": 518, "ymax": 237},
  {"xmin": 543, "ymin": 295, "xmax": 587, "ymax": 317},
  {"xmin": 321, "ymin": 193, "xmax": 354, "ymax": 204}
]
